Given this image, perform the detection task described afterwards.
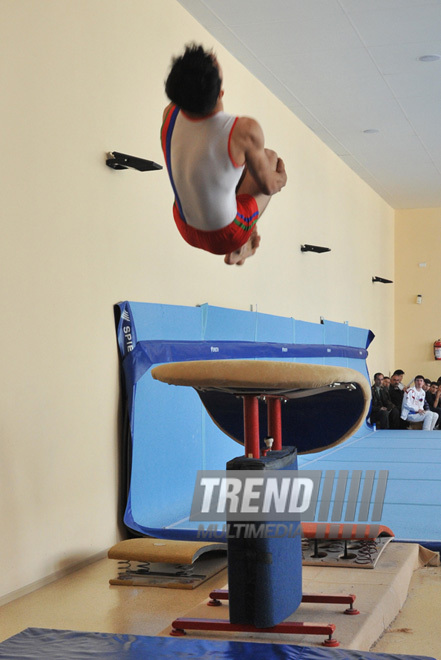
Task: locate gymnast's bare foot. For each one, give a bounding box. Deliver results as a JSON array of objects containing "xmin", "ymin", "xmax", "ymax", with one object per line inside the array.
[{"xmin": 224, "ymin": 230, "xmax": 261, "ymax": 266}]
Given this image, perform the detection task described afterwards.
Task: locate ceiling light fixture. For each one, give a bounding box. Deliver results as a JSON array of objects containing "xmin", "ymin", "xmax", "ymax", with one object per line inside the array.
[{"xmin": 417, "ymin": 54, "xmax": 441, "ymax": 62}]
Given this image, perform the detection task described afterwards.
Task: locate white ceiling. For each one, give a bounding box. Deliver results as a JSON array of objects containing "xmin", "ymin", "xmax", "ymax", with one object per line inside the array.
[{"xmin": 178, "ymin": 0, "xmax": 441, "ymax": 209}]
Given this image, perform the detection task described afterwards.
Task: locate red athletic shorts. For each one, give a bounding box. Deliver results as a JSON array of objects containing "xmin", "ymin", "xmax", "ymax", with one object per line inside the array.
[{"xmin": 173, "ymin": 194, "xmax": 259, "ymax": 255}]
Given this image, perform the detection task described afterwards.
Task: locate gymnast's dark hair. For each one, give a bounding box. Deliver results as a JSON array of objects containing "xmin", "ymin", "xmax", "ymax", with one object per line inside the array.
[{"xmin": 165, "ymin": 44, "xmax": 221, "ymax": 115}]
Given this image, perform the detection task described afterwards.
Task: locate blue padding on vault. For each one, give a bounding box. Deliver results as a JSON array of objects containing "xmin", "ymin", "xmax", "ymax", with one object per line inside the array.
[
  {"xmin": 0, "ymin": 629, "xmax": 436, "ymax": 660},
  {"xmin": 226, "ymin": 448, "xmax": 302, "ymax": 628},
  {"xmin": 114, "ymin": 302, "xmax": 373, "ymax": 540}
]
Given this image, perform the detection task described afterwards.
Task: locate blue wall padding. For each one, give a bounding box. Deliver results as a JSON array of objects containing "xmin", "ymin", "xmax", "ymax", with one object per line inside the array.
[
  {"xmin": 226, "ymin": 448, "xmax": 303, "ymax": 628},
  {"xmin": 0, "ymin": 628, "xmax": 436, "ymax": 660},
  {"xmin": 114, "ymin": 302, "xmax": 373, "ymax": 539}
]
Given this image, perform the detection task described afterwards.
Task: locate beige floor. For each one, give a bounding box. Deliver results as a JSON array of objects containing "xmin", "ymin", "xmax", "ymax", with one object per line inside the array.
[
  {"xmin": 372, "ymin": 563, "xmax": 441, "ymax": 657},
  {"xmin": 0, "ymin": 544, "xmax": 440, "ymax": 657}
]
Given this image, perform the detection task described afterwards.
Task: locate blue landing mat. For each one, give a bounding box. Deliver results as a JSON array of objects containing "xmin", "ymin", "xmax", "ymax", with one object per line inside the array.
[
  {"xmin": 299, "ymin": 427, "xmax": 441, "ymax": 552},
  {"xmin": 0, "ymin": 629, "xmax": 435, "ymax": 660}
]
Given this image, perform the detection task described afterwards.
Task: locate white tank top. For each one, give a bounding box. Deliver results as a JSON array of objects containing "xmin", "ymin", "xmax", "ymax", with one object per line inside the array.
[{"xmin": 167, "ymin": 109, "xmax": 245, "ymax": 231}]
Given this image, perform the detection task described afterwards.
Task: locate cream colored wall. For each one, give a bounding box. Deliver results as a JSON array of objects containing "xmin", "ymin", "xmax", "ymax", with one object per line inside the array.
[
  {"xmin": 395, "ymin": 208, "xmax": 441, "ymax": 383},
  {"xmin": 0, "ymin": 0, "xmax": 394, "ymax": 601}
]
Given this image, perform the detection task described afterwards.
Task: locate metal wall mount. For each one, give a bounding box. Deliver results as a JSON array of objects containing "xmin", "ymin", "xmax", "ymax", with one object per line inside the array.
[
  {"xmin": 372, "ymin": 276, "xmax": 393, "ymax": 284},
  {"xmin": 301, "ymin": 244, "xmax": 331, "ymax": 253},
  {"xmin": 106, "ymin": 151, "xmax": 163, "ymax": 171}
]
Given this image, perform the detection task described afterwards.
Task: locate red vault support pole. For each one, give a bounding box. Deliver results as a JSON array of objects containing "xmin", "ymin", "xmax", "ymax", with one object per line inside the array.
[
  {"xmin": 242, "ymin": 395, "xmax": 260, "ymax": 458},
  {"xmin": 267, "ymin": 397, "xmax": 282, "ymax": 450}
]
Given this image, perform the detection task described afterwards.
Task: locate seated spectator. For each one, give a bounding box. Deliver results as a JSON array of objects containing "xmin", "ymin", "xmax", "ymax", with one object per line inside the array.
[
  {"xmin": 401, "ymin": 375, "xmax": 438, "ymax": 430},
  {"xmin": 392, "ymin": 369, "xmax": 406, "ymax": 390},
  {"xmin": 370, "ymin": 373, "xmax": 400, "ymax": 429},
  {"xmin": 426, "ymin": 381, "xmax": 441, "ymax": 428},
  {"xmin": 382, "ymin": 376, "xmax": 391, "ymax": 389},
  {"xmin": 428, "ymin": 381, "xmax": 439, "ymax": 397},
  {"xmin": 389, "ymin": 373, "xmax": 408, "ymax": 428},
  {"xmin": 423, "ymin": 378, "xmax": 431, "ymax": 392}
]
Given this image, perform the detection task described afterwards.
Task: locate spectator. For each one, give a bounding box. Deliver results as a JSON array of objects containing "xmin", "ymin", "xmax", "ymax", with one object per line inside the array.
[
  {"xmin": 382, "ymin": 376, "xmax": 391, "ymax": 389},
  {"xmin": 389, "ymin": 373, "xmax": 405, "ymax": 408},
  {"xmin": 426, "ymin": 382, "xmax": 441, "ymax": 428},
  {"xmin": 370, "ymin": 373, "xmax": 400, "ymax": 429},
  {"xmin": 392, "ymin": 369, "xmax": 406, "ymax": 390},
  {"xmin": 423, "ymin": 378, "xmax": 431, "ymax": 392},
  {"xmin": 428, "ymin": 381, "xmax": 439, "ymax": 396},
  {"xmin": 389, "ymin": 372, "xmax": 409, "ymax": 429},
  {"xmin": 401, "ymin": 375, "xmax": 438, "ymax": 430}
]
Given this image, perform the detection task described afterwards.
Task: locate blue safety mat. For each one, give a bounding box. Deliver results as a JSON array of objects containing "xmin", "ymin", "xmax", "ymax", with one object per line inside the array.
[
  {"xmin": 114, "ymin": 302, "xmax": 373, "ymax": 540},
  {"xmin": 298, "ymin": 427, "xmax": 441, "ymax": 551},
  {"xmin": 0, "ymin": 629, "xmax": 436, "ymax": 659}
]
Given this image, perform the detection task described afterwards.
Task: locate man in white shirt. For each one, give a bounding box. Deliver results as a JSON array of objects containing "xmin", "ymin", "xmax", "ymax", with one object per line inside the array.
[{"xmin": 401, "ymin": 375, "xmax": 438, "ymax": 430}]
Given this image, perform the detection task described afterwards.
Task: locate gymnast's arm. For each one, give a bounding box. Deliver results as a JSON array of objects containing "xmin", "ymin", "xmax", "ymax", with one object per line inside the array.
[{"xmin": 231, "ymin": 117, "xmax": 287, "ymax": 196}]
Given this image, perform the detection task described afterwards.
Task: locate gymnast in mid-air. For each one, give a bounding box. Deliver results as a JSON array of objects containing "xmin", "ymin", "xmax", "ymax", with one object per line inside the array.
[{"xmin": 161, "ymin": 44, "xmax": 287, "ymax": 265}]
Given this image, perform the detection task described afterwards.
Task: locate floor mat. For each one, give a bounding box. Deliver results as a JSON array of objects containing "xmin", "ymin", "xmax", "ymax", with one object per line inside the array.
[{"xmin": 0, "ymin": 628, "xmax": 436, "ymax": 659}]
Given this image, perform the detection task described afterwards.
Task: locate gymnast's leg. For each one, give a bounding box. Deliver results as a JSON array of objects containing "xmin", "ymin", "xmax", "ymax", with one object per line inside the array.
[{"xmin": 225, "ymin": 149, "xmax": 280, "ymax": 266}]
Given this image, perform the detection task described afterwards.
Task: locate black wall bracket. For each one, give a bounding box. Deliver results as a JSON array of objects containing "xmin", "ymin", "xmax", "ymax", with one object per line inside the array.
[
  {"xmin": 106, "ymin": 151, "xmax": 163, "ymax": 171},
  {"xmin": 301, "ymin": 244, "xmax": 331, "ymax": 253},
  {"xmin": 372, "ymin": 276, "xmax": 393, "ymax": 284}
]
